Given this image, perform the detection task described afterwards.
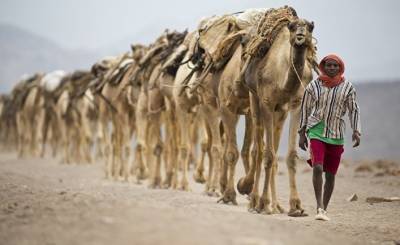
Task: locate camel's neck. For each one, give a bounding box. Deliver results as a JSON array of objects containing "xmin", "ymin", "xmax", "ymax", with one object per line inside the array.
[{"xmin": 284, "ymin": 46, "xmax": 307, "ymax": 93}]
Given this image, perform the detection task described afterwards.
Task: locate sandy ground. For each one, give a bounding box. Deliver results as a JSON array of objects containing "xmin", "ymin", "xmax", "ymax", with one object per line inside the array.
[{"xmin": 0, "ymin": 152, "xmax": 399, "ymax": 245}]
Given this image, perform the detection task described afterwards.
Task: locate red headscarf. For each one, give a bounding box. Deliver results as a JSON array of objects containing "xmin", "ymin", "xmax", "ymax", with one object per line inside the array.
[{"xmin": 318, "ymin": 54, "xmax": 345, "ymax": 88}]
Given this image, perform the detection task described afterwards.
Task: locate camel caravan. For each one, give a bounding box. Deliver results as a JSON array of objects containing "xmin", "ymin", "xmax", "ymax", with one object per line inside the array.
[{"xmin": 0, "ymin": 6, "xmax": 318, "ymax": 216}]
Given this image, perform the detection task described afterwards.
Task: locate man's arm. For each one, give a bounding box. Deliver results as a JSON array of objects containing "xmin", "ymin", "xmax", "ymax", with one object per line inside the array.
[
  {"xmin": 299, "ymin": 88, "xmax": 313, "ymax": 131},
  {"xmin": 298, "ymin": 88, "xmax": 314, "ymax": 151},
  {"xmin": 346, "ymin": 87, "xmax": 361, "ymax": 147}
]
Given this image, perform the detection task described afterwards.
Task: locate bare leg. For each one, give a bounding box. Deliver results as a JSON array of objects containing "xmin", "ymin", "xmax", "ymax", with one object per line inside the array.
[
  {"xmin": 313, "ymin": 164, "xmax": 324, "ymax": 210},
  {"xmin": 323, "ymin": 172, "xmax": 335, "ymax": 210}
]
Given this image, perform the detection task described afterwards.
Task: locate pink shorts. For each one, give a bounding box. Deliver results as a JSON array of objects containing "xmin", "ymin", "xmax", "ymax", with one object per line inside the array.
[{"xmin": 306, "ymin": 139, "xmax": 344, "ymax": 175}]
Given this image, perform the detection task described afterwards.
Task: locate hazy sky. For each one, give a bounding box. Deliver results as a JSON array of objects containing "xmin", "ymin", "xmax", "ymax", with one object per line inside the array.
[{"xmin": 1, "ymin": 0, "xmax": 400, "ymax": 82}]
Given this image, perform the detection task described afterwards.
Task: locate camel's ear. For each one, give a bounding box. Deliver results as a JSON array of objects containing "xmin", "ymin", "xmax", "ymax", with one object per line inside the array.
[
  {"xmin": 307, "ymin": 21, "xmax": 315, "ymax": 32},
  {"xmin": 131, "ymin": 44, "xmax": 136, "ymax": 53},
  {"xmin": 288, "ymin": 21, "xmax": 297, "ymax": 31}
]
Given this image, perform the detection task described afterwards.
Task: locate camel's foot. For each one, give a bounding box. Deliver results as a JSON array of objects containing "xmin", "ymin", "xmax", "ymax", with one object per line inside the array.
[
  {"xmin": 114, "ymin": 174, "xmax": 125, "ymax": 182},
  {"xmin": 148, "ymin": 176, "xmax": 162, "ymax": 189},
  {"xmin": 247, "ymin": 193, "xmax": 260, "ymax": 213},
  {"xmin": 256, "ymin": 197, "xmax": 272, "ymax": 215},
  {"xmin": 125, "ymin": 176, "xmax": 134, "ymax": 183},
  {"xmin": 217, "ymin": 187, "xmax": 238, "ymax": 205},
  {"xmin": 136, "ymin": 168, "xmax": 149, "ymax": 180},
  {"xmin": 162, "ymin": 172, "xmax": 173, "ymax": 189},
  {"xmin": 271, "ymin": 202, "xmax": 285, "ymax": 214},
  {"xmin": 85, "ymin": 156, "xmax": 93, "ymax": 164},
  {"xmin": 123, "ymin": 173, "xmax": 131, "ymax": 182},
  {"xmin": 219, "ymin": 178, "xmax": 227, "ymax": 194},
  {"xmin": 237, "ymin": 176, "xmax": 253, "ymax": 195},
  {"xmin": 178, "ymin": 179, "xmax": 190, "ymax": 191},
  {"xmin": 205, "ymin": 186, "xmax": 220, "ymax": 197},
  {"xmin": 171, "ymin": 175, "xmax": 178, "ymax": 190},
  {"xmin": 288, "ymin": 197, "xmax": 308, "ymax": 217},
  {"xmin": 193, "ymin": 170, "xmax": 206, "ymax": 184},
  {"xmin": 105, "ymin": 172, "xmax": 113, "ymax": 180}
]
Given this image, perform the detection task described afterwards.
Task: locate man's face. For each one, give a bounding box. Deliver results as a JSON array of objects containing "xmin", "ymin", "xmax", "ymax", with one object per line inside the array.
[{"xmin": 324, "ymin": 59, "xmax": 340, "ymax": 78}]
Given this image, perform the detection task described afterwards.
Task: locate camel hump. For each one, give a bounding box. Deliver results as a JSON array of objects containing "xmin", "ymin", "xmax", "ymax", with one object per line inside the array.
[{"xmin": 245, "ymin": 6, "xmax": 298, "ymax": 58}]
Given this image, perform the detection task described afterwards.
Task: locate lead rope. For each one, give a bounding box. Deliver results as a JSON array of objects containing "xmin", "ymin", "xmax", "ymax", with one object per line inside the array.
[{"xmin": 289, "ymin": 46, "xmax": 306, "ymax": 89}]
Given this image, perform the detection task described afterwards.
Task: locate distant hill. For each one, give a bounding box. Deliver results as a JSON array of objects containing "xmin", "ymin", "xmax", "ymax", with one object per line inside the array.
[{"xmin": 0, "ymin": 23, "xmax": 101, "ymax": 92}]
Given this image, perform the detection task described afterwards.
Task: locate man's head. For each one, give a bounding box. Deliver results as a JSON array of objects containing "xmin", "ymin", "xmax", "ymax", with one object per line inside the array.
[
  {"xmin": 319, "ymin": 54, "xmax": 345, "ymax": 78},
  {"xmin": 324, "ymin": 59, "xmax": 340, "ymax": 78}
]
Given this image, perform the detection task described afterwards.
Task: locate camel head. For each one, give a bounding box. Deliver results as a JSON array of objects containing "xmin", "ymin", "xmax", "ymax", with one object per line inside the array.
[
  {"xmin": 288, "ymin": 19, "xmax": 314, "ymax": 48},
  {"xmin": 131, "ymin": 44, "xmax": 146, "ymax": 63}
]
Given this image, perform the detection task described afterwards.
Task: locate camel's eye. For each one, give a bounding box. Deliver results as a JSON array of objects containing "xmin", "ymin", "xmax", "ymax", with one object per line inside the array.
[{"xmin": 288, "ymin": 22, "xmax": 297, "ymax": 31}]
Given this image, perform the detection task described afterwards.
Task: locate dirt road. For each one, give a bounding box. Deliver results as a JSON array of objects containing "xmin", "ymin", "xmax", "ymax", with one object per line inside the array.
[{"xmin": 0, "ymin": 153, "xmax": 399, "ymax": 245}]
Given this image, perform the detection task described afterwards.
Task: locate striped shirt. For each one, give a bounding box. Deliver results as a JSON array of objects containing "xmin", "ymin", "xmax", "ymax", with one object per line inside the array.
[{"xmin": 299, "ymin": 79, "xmax": 361, "ymax": 139}]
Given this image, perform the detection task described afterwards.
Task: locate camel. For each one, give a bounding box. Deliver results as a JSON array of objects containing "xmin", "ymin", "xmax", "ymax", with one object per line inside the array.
[
  {"xmin": 0, "ymin": 94, "xmax": 8, "ymax": 150},
  {"xmin": 54, "ymin": 71, "xmax": 96, "ymax": 164},
  {"xmin": 14, "ymin": 74, "xmax": 46, "ymax": 157},
  {"xmin": 2, "ymin": 89, "xmax": 23, "ymax": 151},
  {"xmin": 173, "ymin": 16, "xmax": 244, "ymax": 194},
  {"xmin": 94, "ymin": 47, "xmax": 145, "ymax": 181},
  {"xmin": 39, "ymin": 70, "xmax": 67, "ymax": 157},
  {"xmin": 190, "ymin": 11, "xmax": 264, "ymax": 197},
  {"xmin": 236, "ymin": 18, "xmax": 316, "ymax": 216},
  {"xmin": 172, "ymin": 28, "xmax": 215, "ymax": 191},
  {"xmin": 133, "ymin": 33, "xmax": 174, "ymax": 185},
  {"xmin": 140, "ymin": 30, "xmax": 188, "ymax": 189},
  {"xmin": 216, "ymin": 41, "xmax": 254, "ymax": 204}
]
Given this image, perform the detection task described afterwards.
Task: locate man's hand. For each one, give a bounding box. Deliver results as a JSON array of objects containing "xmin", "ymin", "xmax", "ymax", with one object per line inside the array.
[
  {"xmin": 352, "ymin": 131, "xmax": 361, "ymax": 148},
  {"xmin": 298, "ymin": 127, "xmax": 308, "ymax": 151}
]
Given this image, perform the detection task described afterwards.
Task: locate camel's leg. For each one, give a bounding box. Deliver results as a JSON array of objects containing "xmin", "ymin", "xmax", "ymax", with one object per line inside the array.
[
  {"xmin": 163, "ymin": 108, "xmax": 178, "ymax": 188},
  {"xmin": 65, "ymin": 125, "xmax": 73, "ymax": 164},
  {"xmin": 286, "ymin": 107, "xmax": 305, "ymax": 216},
  {"xmin": 188, "ymin": 117, "xmax": 199, "ymax": 169},
  {"xmin": 134, "ymin": 105, "xmax": 149, "ymax": 182},
  {"xmin": 241, "ymin": 113, "xmax": 253, "ymax": 174},
  {"xmin": 237, "ymin": 95, "xmax": 259, "ymax": 196},
  {"xmin": 16, "ymin": 115, "xmax": 24, "ymax": 158},
  {"xmin": 202, "ymin": 106, "xmax": 222, "ymax": 197},
  {"xmin": 40, "ymin": 110, "xmax": 50, "ymax": 158},
  {"xmin": 218, "ymin": 107, "xmax": 239, "ymax": 205},
  {"xmin": 148, "ymin": 112, "xmax": 163, "ymax": 189},
  {"xmin": 95, "ymin": 120, "xmax": 105, "ymax": 161},
  {"xmin": 50, "ymin": 115, "xmax": 60, "ymax": 157},
  {"xmin": 80, "ymin": 110, "xmax": 93, "ymax": 165},
  {"xmin": 32, "ymin": 108, "xmax": 45, "ymax": 157},
  {"xmin": 245, "ymin": 98, "xmax": 264, "ymax": 211},
  {"xmin": 269, "ymin": 109, "xmax": 288, "ymax": 214},
  {"xmin": 256, "ymin": 105, "xmax": 275, "ymax": 214},
  {"xmin": 28, "ymin": 115, "xmax": 36, "ymax": 156},
  {"xmin": 176, "ymin": 108, "xmax": 192, "ymax": 191},
  {"xmin": 121, "ymin": 121, "xmax": 132, "ymax": 182},
  {"xmin": 193, "ymin": 120, "xmax": 208, "ymax": 184},
  {"xmin": 58, "ymin": 120, "xmax": 67, "ymax": 164},
  {"xmin": 103, "ymin": 124, "xmax": 112, "ymax": 179},
  {"xmin": 110, "ymin": 123, "xmax": 118, "ymax": 179}
]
